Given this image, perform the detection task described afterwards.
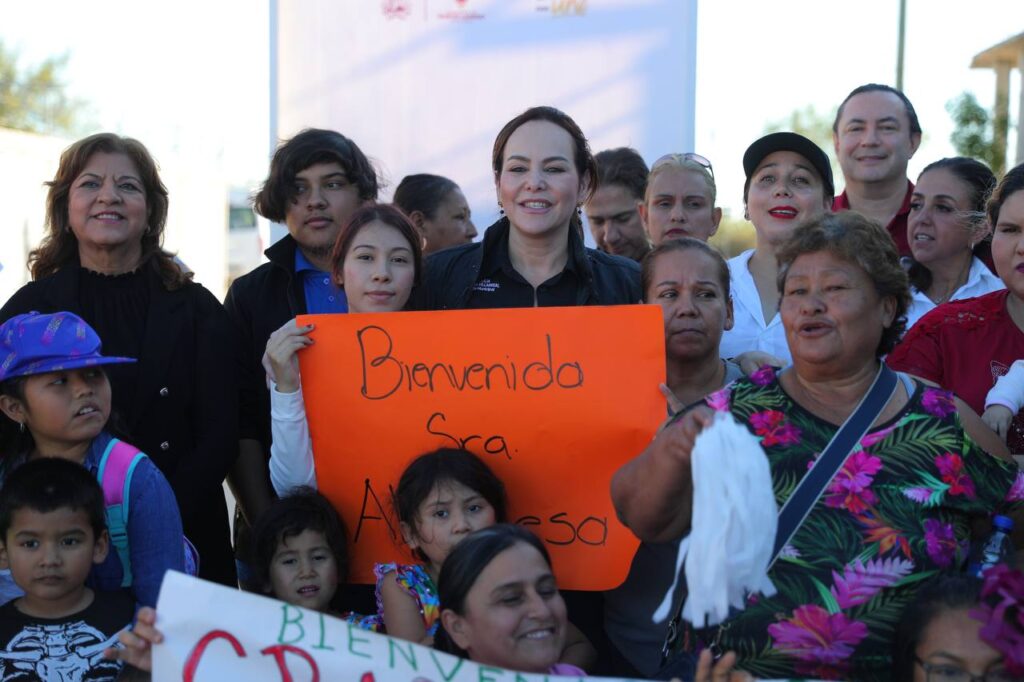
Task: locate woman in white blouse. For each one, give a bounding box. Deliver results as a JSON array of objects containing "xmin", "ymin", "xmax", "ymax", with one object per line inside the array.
[
  {"xmin": 903, "ymin": 157, "xmax": 1003, "ymax": 331},
  {"xmin": 718, "ymin": 132, "xmax": 833, "ymax": 365}
]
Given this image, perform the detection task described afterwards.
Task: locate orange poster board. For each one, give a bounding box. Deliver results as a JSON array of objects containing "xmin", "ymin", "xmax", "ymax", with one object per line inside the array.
[{"xmin": 297, "ymin": 305, "xmax": 665, "ymax": 590}]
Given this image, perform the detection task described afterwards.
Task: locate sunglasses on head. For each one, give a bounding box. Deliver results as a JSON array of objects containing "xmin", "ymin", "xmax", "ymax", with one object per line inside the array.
[{"xmin": 652, "ymin": 152, "xmax": 714, "ymax": 179}]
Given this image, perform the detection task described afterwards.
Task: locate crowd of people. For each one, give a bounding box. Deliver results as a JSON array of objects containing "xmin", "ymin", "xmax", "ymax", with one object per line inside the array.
[{"xmin": 0, "ymin": 83, "xmax": 1022, "ymax": 682}]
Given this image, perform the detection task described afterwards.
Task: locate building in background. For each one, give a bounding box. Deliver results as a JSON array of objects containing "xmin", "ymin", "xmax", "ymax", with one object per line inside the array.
[{"xmin": 271, "ymin": 0, "xmax": 698, "ymax": 248}]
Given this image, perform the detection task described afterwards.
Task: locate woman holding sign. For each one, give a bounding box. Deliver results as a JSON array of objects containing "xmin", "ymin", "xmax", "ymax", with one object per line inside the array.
[
  {"xmin": 611, "ymin": 211, "xmax": 1022, "ymax": 680},
  {"xmin": 265, "ymin": 204, "xmax": 423, "ymax": 493},
  {"xmin": 412, "ymin": 106, "xmax": 641, "ymax": 310}
]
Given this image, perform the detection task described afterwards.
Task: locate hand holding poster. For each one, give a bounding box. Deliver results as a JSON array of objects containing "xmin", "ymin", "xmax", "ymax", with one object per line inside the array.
[{"xmin": 297, "ymin": 306, "xmax": 665, "ymax": 589}]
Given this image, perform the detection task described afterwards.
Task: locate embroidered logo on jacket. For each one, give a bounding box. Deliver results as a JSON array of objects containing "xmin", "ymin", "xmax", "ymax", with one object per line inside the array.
[{"xmin": 472, "ymin": 279, "xmax": 500, "ymax": 293}]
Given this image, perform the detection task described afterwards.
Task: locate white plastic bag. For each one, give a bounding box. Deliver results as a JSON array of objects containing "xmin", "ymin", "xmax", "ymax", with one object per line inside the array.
[{"xmin": 653, "ymin": 410, "xmax": 778, "ymax": 627}]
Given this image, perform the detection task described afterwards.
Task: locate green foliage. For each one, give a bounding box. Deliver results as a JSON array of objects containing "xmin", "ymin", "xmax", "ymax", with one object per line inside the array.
[
  {"xmin": 946, "ymin": 91, "xmax": 1005, "ymax": 174},
  {"xmin": 0, "ymin": 41, "xmax": 82, "ymax": 135},
  {"xmin": 765, "ymin": 104, "xmax": 838, "ymax": 153},
  {"xmin": 709, "ymin": 210, "xmax": 756, "ymax": 259}
]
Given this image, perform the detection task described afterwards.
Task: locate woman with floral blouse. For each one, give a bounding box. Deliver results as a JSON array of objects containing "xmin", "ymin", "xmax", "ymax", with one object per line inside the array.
[{"xmin": 612, "ymin": 211, "xmax": 1023, "ymax": 681}]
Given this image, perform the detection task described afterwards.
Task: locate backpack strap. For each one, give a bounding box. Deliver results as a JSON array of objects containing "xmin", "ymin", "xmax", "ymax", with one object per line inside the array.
[{"xmin": 97, "ymin": 438, "xmax": 146, "ymax": 588}]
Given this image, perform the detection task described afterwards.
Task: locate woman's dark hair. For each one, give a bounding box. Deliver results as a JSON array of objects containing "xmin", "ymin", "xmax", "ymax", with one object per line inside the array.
[
  {"xmin": 0, "ymin": 457, "xmax": 107, "ymax": 541},
  {"xmin": 988, "ymin": 162, "xmax": 1024, "ymax": 230},
  {"xmin": 892, "ymin": 573, "xmax": 982, "ymax": 680},
  {"xmin": 641, "ymin": 237, "xmax": 731, "ymax": 301},
  {"xmin": 907, "ymin": 157, "xmax": 997, "ymax": 293},
  {"xmin": 491, "ymin": 106, "xmax": 598, "ymax": 235},
  {"xmin": 254, "ymin": 128, "xmax": 379, "ymax": 223},
  {"xmin": 434, "ymin": 524, "xmax": 551, "ymax": 657},
  {"xmin": 777, "ymin": 211, "xmax": 911, "ymax": 358},
  {"xmin": 252, "ymin": 487, "xmax": 349, "ymax": 595},
  {"xmin": 0, "ymin": 377, "xmax": 32, "ymax": 459},
  {"xmin": 392, "ymin": 448, "xmax": 508, "ymax": 560},
  {"xmin": 594, "ymin": 147, "xmax": 649, "ymax": 201},
  {"xmin": 393, "ymin": 174, "xmax": 460, "ymax": 221},
  {"xmin": 30, "ymin": 133, "xmax": 189, "ymax": 291},
  {"xmin": 329, "ymin": 204, "xmax": 424, "ymax": 287}
]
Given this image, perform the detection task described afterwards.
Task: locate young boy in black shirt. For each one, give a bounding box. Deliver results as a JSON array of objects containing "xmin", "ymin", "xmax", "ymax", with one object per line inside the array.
[{"xmin": 0, "ymin": 458, "xmax": 135, "ymax": 681}]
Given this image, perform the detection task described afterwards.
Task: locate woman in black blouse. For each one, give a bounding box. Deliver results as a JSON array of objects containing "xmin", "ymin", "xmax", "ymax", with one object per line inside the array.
[{"xmin": 0, "ymin": 133, "xmax": 238, "ymax": 586}]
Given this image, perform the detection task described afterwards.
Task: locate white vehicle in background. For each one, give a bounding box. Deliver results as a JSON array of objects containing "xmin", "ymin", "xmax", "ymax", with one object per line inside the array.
[{"xmin": 226, "ymin": 188, "xmax": 262, "ymax": 289}]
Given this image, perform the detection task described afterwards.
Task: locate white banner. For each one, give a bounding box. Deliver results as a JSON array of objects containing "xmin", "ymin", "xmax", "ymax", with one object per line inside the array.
[
  {"xmin": 273, "ymin": 0, "xmax": 698, "ymax": 247},
  {"xmin": 152, "ymin": 571, "xmax": 631, "ymax": 681}
]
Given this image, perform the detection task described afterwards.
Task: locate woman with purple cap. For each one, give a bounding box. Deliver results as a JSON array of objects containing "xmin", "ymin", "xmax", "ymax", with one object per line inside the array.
[
  {"xmin": 0, "ymin": 311, "xmax": 186, "ymax": 607},
  {"xmin": 0, "ymin": 133, "xmax": 237, "ymax": 587},
  {"xmin": 719, "ymin": 132, "xmax": 834, "ymax": 367}
]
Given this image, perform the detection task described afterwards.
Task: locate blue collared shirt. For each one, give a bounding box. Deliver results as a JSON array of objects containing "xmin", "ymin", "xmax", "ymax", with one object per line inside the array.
[{"xmin": 295, "ymin": 249, "xmax": 347, "ymax": 313}]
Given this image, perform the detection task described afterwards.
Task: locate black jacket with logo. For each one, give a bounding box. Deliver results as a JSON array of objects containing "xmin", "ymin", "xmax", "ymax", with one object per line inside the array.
[{"xmin": 411, "ymin": 217, "xmax": 641, "ymax": 310}]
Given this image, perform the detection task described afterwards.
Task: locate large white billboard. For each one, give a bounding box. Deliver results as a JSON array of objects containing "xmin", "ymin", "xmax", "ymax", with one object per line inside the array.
[{"xmin": 273, "ymin": 0, "xmax": 697, "ymax": 243}]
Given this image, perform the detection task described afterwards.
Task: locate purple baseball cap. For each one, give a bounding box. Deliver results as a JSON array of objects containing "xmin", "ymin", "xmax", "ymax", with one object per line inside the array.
[{"xmin": 0, "ymin": 311, "xmax": 136, "ymax": 383}]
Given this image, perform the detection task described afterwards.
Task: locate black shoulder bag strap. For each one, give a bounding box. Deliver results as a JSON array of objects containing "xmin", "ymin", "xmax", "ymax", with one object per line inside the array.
[
  {"xmin": 768, "ymin": 363, "xmax": 899, "ymax": 567},
  {"xmin": 658, "ymin": 364, "xmax": 900, "ymax": 675}
]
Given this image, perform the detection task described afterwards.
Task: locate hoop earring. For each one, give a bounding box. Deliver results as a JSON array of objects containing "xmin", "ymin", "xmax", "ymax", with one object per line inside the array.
[
  {"xmin": 18, "ymin": 422, "xmax": 25, "ymax": 434},
  {"xmin": 577, "ymin": 205, "xmax": 583, "ymax": 217}
]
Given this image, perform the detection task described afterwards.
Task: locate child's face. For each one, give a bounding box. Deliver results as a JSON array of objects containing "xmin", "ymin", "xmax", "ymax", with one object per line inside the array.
[
  {"xmin": 402, "ymin": 479, "xmax": 497, "ymax": 569},
  {"xmin": 0, "ymin": 507, "xmax": 108, "ymax": 617},
  {"xmin": 442, "ymin": 541, "xmax": 567, "ymax": 672},
  {"xmin": 268, "ymin": 529, "xmax": 340, "ymax": 613},
  {"xmin": 0, "ymin": 368, "xmax": 111, "ymax": 454}
]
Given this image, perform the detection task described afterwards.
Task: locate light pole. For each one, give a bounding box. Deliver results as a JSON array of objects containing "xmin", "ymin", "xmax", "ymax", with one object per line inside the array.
[{"xmin": 896, "ymin": 0, "xmax": 907, "ymax": 90}]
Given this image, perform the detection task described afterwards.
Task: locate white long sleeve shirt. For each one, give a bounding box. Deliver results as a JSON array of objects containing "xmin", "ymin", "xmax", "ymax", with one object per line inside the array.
[{"xmin": 268, "ymin": 382, "xmax": 318, "ymax": 496}]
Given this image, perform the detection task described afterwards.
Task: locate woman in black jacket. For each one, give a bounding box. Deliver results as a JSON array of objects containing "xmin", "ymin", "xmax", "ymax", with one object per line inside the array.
[
  {"xmin": 0, "ymin": 133, "xmax": 238, "ymax": 586},
  {"xmin": 414, "ymin": 106, "xmax": 640, "ymax": 310}
]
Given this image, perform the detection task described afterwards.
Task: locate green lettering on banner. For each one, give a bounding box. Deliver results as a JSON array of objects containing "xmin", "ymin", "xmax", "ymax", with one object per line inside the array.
[
  {"xmin": 429, "ymin": 649, "xmax": 464, "ymax": 681},
  {"xmin": 387, "ymin": 638, "xmax": 418, "ymax": 670},
  {"xmin": 514, "ymin": 675, "xmax": 531, "ymax": 682},
  {"xmin": 313, "ymin": 613, "xmax": 335, "ymax": 651},
  {"xmin": 347, "ymin": 623, "xmax": 373, "ymax": 659},
  {"xmin": 478, "ymin": 665, "xmax": 505, "ymax": 682},
  {"xmin": 276, "ymin": 604, "xmax": 305, "ymax": 644}
]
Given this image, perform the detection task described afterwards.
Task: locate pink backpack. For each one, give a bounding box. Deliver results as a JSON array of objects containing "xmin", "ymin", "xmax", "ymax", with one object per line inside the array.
[{"xmin": 96, "ymin": 438, "xmax": 199, "ymax": 586}]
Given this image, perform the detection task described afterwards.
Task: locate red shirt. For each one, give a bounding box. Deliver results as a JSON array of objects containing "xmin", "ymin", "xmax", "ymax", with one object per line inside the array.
[
  {"xmin": 833, "ymin": 180, "xmax": 914, "ymax": 257},
  {"xmin": 887, "ymin": 289, "xmax": 1024, "ymax": 452}
]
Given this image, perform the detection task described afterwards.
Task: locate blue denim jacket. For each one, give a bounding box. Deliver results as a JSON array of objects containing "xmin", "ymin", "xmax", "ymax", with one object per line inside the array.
[{"xmin": 0, "ymin": 431, "xmax": 185, "ymax": 608}]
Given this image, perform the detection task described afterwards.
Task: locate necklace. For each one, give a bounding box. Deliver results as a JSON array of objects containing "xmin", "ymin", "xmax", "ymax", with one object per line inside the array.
[{"xmin": 930, "ymin": 258, "xmax": 971, "ymax": 305}]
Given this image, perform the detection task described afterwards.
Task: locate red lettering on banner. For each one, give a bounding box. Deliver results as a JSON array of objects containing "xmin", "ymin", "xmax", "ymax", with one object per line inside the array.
[
  {"xmin": 183, "ymin": 630, "xmax": 246, "ymax": 681},
  {"xmin": 260, "ymin": 644, "xmax": 321, "ymax": 682}
]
